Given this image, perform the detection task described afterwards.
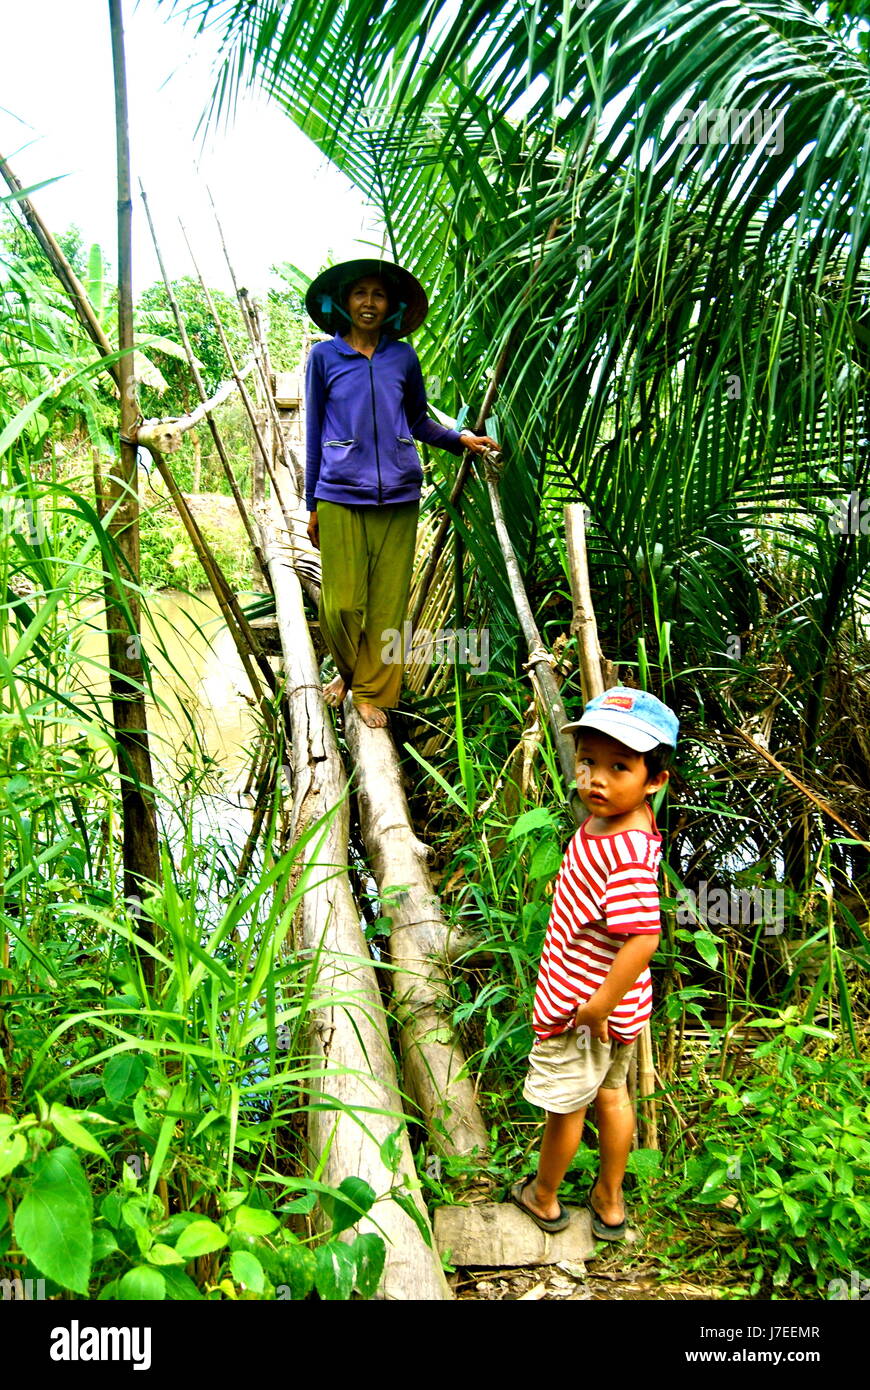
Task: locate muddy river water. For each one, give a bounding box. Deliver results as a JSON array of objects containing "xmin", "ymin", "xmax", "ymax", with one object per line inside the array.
[{"xmin": 77, "ymin": 587, "xmax": 258, "ymax": 853}]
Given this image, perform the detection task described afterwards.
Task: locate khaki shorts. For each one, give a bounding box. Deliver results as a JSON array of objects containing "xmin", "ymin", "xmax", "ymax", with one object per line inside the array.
[{"xmin": 522, "ymin": 1029, "xmax": 636, "ymax": 1114}]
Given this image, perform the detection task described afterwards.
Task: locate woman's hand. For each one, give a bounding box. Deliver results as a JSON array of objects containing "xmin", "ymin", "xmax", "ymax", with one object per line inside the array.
[
  {"xmin": 459, "ymin": 430, "xmax": 500, "ymax": 456},
  {"xmin": 307, "ymin": 511, "xmax": 320, "ymax": 550}
]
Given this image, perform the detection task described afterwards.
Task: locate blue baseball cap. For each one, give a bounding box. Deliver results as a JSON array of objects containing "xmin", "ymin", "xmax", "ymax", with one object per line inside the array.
[{"xmin": 561, "ymin": 687, "xmax": 679, "ymax": 752}]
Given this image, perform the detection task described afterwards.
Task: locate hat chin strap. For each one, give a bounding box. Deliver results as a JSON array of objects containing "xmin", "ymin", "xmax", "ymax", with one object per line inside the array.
[
  {"xmin": 383, "ymin": 301, "xmax": 407, "ymax": 330},
  {"xmin": 318, "ymin": 293, "xmax": 351, "ymax": 324}
]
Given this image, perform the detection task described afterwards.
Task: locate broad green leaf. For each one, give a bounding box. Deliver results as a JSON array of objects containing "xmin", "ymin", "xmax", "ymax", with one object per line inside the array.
[
  {"xmin": 117, "ymin": 1266, "xmax": 166, "ymax": 1300},
  {"xmin": 154, "ymin": 1212, "xmax": 201, "ymax": 1241},
  {"xmin": 100, "ymin": 1192, "xmax": 124, "ymax": 1229},
  {"xmin": 281, "ymin": 1191, "xmax": 317, "ymax": 1215},
  {"xmin": 48, "ymin": 1103, "xmax": 109, "ymax": 1159},
  {"xmin": 0, "ymin": 1131, "xmax": 27, "ymax": 1179},
  {"xmin": 92, "ymin": 1229, "xmax": 121, "ymax": 1262},
  {"xmin": 693, "ymin": 931, "xmax": 720, "ymax": 968},
  {"xmin": 233, "ymin": 1205, "xmax": 279, "ymax": 1236},
  {"xmin": 148, "ymin": 1242, "xmax": 185, "ymax": 1266},
  {"xmin": 507, "ymin": 807, "xmax": 557, "ymax": 840},
  {"xmin": 351, "ymin": 1232, "xmax": 385, "ymax": 1299},
  {"xmin": 161, "ymin": 1266, "xmax": 204, "ymax": 1301},
  {"xmin": 528, "ymin": 839, "xmax": 563, "ymax": 880},
  {"xmin": 175, "ymin": 1219, "xmax": 228, "ymax": 1260},
  {"xmin": 13, "ymin": 1147, "xmax": 92, "ymax": 1294},
  {"xmin": 121, "ymin": 1198, "xmax": 150, "ymax": 1234},
  {"xmin": 278, "ymin": 1240, "xmax": 316, "ymax": 1301},
  {"xmin": 314, "ymin": 1240, "xmax": 356, "ymax": 1301},
  {"xmin": 320, "ymin": 1177, "xmax": 377, "ymax": 1236},
  {"xmin": 230, "ymin": 1250, "xmax": 265, "ymax": 1293},
  {"xmin": 625, "ymin": 1148, "xmax": 663, "ymax": 1179},
  {"xmin": 103, "ymin": 1052, "xmax": 147, "ymax": 1103}
]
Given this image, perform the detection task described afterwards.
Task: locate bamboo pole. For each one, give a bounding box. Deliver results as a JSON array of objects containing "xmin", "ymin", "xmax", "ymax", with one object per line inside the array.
[
  {"xmin": 234, "ymin": 752, "xmax": 274, "ymax": 883},
  {"xmin": 107, "ymin": 0, "xmax": 159, "ymax": 953},
  {"xmin": 259, "ymin": 528, "xmax": 450, "ymax": 1300},
  {"xmin": 481, "ymin": 452, "xmax": 579, "ymax": 806},
  {"xmin": 269, "ymin": 473, "xmax": 490, "ymax": 1156},
  {"xmin": 564, "ymin": 503, "xmax": 615, "ymax": 701}
]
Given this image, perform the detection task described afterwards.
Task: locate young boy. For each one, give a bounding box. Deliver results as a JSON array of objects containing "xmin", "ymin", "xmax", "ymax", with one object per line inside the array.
[{"xmin": 511, "ymin": 686, "xmax": 678, "ymax": 1240}]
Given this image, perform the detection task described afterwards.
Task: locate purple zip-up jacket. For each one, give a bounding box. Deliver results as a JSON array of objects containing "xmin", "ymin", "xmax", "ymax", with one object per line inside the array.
[{"xmin": 305, "ymin": 334, "xmax": 464, "ymax": 511}]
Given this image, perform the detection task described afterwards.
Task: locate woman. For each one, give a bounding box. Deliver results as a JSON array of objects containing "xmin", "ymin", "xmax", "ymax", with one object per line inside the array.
[{"xmin": 305, "ymin": 258, "xmax": 498, "ymax": 728}]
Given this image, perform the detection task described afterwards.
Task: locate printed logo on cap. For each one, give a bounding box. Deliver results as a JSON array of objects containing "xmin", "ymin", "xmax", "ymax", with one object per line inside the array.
[{"xmin": 600, "ymin": 694, "xmax": 635, "ymax": 710}]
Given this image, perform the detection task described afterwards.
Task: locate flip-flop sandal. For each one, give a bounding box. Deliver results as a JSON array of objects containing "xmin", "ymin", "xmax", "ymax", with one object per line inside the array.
[
  {"xmin": 509, "ymin": 1179, "xmax": 571, "ymax": 1233},
  {"xmin": 586, "ymin": 1186, "xmax": 627, "ymax": 1241}
]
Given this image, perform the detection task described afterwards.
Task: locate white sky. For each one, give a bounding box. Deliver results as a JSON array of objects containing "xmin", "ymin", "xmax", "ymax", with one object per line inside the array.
[{"xmin": 0, "ymin": 0, "xmax": 381, "ymax": 299}]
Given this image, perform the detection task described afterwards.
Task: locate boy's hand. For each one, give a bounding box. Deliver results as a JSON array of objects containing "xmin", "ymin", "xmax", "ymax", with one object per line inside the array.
[{"xmin": 573, "ymin": 1002, "xmax": 609, "ymax": 1042}]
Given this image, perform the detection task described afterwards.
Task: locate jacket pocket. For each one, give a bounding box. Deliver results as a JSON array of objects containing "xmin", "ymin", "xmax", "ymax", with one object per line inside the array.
[
  {"xmin": 389, "ymin": 435, "xmax": 423, "ymax": 489},
  {"xmin": 320, "ymin": 439, "xmax": 359, "ymax": 487}
]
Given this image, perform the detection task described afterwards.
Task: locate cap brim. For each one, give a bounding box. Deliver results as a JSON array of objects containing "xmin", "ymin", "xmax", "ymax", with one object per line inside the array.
[
  {"xmin": 560, "ymin": 714, "xmax": 661, "ymax": 753},
  {"xmin": 305, "ymin": 259, "xmax": 428, "ymax": 336}
]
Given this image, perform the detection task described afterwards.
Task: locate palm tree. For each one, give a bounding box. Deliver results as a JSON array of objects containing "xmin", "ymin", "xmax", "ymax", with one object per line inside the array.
[{"xmin": 167, "ymin": 0, "xmax": 870, "ymax": 903}]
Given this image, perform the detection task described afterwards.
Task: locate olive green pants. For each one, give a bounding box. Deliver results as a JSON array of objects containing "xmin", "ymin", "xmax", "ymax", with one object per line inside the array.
[{"xmin": 317, "ymin": 499, "xmax": 419, "ymax": 708}]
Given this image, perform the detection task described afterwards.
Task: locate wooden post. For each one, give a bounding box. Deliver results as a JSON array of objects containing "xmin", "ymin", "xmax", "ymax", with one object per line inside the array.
[{"xmin": 564, "ymin": 503, "xmax": 615, "ymax": 701}]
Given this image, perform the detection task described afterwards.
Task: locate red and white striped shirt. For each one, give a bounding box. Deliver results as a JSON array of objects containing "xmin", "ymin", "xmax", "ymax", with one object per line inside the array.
[{"xmin": 532, "ymin": 814, "xmax": 662, "ymax": 1044}]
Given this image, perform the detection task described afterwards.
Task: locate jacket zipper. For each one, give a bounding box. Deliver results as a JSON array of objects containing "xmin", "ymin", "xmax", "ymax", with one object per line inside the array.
[{"xmin": 367, "ymin": 358, "xmax": 382, "ymax": 503}]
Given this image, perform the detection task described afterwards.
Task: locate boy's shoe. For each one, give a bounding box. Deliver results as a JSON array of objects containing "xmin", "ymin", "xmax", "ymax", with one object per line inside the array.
[
  {"xmin": 509, "ymin": 1179, "xmax": 571, "ymax": 1233},
  {"xmin": 586, "ymin": 1185, "xmax": 626, "ymax": 1241}
]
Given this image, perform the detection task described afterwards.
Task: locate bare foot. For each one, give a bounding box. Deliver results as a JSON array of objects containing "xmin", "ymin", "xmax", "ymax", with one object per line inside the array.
[
  {"xmin": 323, "ymin": 675, "xmax": 347, "ymax": 707},
  {"xmin": 354, "ymin": 699, "xmax": 387, "ymax": 729},
  {"xmin": 590, "ymin": 1181, "xmax": 625, "ymax": 1228},
  {"xmin": 519, "ymin": 1179, "xmax": 561, "ymax": 1223}
]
